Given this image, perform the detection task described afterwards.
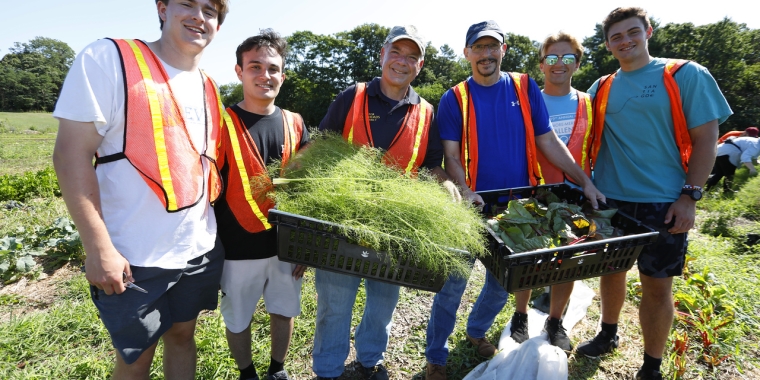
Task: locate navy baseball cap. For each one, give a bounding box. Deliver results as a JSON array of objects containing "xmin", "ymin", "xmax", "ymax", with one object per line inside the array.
[{"xmin": 466, "ymin": 20, "xmax": 504, "ymax": 47}]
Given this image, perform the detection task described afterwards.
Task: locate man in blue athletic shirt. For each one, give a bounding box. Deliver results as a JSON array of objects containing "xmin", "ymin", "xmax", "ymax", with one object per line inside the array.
[
  {"xmin": 424, "ymin": 21, "xmax": 605, "ymax": 380},
  {"xmin": 576, "ymin": 8, "xmax": 732, "ymax": 380}
]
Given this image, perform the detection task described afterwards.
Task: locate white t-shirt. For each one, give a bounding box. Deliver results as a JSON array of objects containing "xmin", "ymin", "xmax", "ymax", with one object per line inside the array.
[{"xmin": 53, "ymin": 39, "xmax": 217, "ymax": 269}]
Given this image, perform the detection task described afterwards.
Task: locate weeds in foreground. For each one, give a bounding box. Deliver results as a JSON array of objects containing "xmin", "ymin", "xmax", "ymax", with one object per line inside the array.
[{"xmin": 0, "ymin": 217, "xmax": 83, "ymax": 284}]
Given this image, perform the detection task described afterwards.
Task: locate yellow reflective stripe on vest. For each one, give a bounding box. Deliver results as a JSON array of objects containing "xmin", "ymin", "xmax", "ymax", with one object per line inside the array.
[
  {"xmin": 404, "ymin": 102, "xmax": 428, "ymax": 175},
  {"xmin": 580, "ymin": 95, "xmax": 593, "ymax": 171},
  {"xmin": 284, "ymin": 111, "xmax": 298, "ymax": 157},
  {"xmin": 126, "ymin": 40, "xmax": 177, "ymax": 210},
  {"xmin": 456, "ymin": 82, "xmax": 470, "ymax": 184},
  {"xmin": 222, "ymin": 111, "xmax": 272, "ymax": 230}
]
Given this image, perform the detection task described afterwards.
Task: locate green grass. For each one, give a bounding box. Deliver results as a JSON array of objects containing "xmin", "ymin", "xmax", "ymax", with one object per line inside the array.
[
  {"xmin": 1, "ymin": 121, "xmax": 759, "ymax": 379},
  {"xmin": 0, "ymin": 134, "xmax": 57, "ymax": 176},
  {"xmin": 0, "ymin": 112, "xmax": 58, "ymax": 134}
]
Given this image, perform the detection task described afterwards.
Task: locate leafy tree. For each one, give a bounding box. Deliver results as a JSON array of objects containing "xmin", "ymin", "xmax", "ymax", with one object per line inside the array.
[
  {"xmin": 0, "ymin": 37, "xmax": 75, "ymax": 111},
  {"xmin": 502, "ymin": 33, "xmax": 543, "ymax": 86},
  {"xmin": 218, "ymin": 82, "xmax": 243, "ymax": 107}
]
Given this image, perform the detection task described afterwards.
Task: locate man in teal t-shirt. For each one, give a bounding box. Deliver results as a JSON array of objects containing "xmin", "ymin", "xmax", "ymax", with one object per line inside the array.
[{"xmin": 576, "ymin": 7, "xmax": 733, "ymax": 380}]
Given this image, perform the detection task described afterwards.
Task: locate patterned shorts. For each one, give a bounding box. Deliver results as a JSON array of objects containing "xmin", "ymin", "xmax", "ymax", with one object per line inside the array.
[{"xmin": 606, "ymin": 199, "xmax": 688, "ymax": 278}]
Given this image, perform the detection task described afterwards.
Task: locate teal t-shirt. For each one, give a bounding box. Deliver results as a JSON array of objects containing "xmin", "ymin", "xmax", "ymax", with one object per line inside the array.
[
  {"xmin": 541, "ymin": 90, "xmax": 578, "ymax": 145},
  {"xmin": 588, "ymin": 58, "xmax": 732, "ymax": 202}
]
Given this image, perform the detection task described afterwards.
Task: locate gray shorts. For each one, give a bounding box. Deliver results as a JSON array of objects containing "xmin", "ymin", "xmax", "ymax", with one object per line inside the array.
[{"xmin": 89, "ymin": 237, "xmax": 224, "ymax": 364}]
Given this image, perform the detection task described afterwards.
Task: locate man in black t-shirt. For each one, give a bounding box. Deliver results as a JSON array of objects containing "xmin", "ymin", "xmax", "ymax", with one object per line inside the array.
[{"xmin": 215, "ymin": 29, "xmax": 308, "ymax": 380}]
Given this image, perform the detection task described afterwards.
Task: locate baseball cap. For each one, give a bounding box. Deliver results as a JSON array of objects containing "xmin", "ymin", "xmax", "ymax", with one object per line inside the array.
[
  {"xmin": 746, "ymin": 126, "xmax": 759, "ymax": 137},
  {"xmin": 384, "ymin": 25, "xmax": 426, "ymax": 57},
  {"xmin": 466, "ymin": 20, "xmax": 504, "ymax": 47}
]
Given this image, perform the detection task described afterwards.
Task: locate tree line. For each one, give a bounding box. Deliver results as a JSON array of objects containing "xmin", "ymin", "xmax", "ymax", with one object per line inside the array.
[{"xmin": 2, "ymin": 18, "xmax": 758, "ymax": 133}]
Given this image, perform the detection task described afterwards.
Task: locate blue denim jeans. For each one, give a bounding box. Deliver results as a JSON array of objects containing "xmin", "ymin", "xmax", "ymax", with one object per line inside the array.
[
  {"xmin": 425, "ymin": 271, "xmax": 509, "ymax": 365},
  {"xmin": 312, "ymin": 269, "xmax": 400, "ymax": 377}
]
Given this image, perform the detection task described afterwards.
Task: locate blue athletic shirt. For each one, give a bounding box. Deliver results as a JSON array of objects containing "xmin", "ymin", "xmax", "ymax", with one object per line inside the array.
[
  {"xmin": 588, "ymin": 58, "xmax": 732, "ymax": 202},
  {"xmin": 438, "ymin": 72, "xmax": 552, "ymax": 191},
  {"xmin": 541, "ymin": 90, "xmax": 578, "ymax": 145}
]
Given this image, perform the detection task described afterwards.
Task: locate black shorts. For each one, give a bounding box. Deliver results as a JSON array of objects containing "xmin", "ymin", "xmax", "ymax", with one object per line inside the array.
[
  {"xmin": 90, "ymin": 237, "xmax": 224, "ymax": 364},
  {"xmin": 606, "ymin": 199, "xmax": 688, "ymax": 278}
]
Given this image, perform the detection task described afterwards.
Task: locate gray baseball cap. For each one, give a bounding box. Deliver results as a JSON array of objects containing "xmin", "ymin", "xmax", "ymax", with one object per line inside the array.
[
  {"xmin": 384, "ymin": 25, "xmax": 426, "ymax": 57},
  {"xmin": 466, "ymin": 20, "xmax": 504, "ymax": 47}
]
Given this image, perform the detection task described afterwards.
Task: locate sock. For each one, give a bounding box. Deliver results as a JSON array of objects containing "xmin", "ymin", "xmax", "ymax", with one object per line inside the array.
[
  {"xmin": 548, "ymin": 317, "xmax": 561, "ymax": 326},
  {"xmin": 239, "ymin": 363, "xmax": 257, "ymax": 380},
  {"xmin": 601, "ymin": 321, "xmax": 618, "ymax": 336},
  {"xmin": 642, "ymin": 352, "xmax": 662, "ymax": 372},
  {"xmin": 268, "ymin": 357, "xmax": 284, "ymax": 376}
]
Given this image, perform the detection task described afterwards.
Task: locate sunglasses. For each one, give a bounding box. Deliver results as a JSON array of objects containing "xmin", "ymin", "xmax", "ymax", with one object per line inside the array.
[{"xmin": 543, "ymin": 54, "xmax": 578, "ymax": 65}]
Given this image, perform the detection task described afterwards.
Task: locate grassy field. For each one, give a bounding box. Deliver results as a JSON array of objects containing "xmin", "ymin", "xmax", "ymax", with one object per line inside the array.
[
  {"xmin": 0, "ymin": 112, "xmax": 58, "ymax": 175},
  {"xmin": 1, "ymin": 114, "xmax": 759, "ymax": 379}
]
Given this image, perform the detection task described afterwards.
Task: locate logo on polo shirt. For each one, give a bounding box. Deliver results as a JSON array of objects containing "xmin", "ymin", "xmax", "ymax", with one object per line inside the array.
[{"xmin": 368, "ymin": 113, "xmax": 380, "ymax": 122}]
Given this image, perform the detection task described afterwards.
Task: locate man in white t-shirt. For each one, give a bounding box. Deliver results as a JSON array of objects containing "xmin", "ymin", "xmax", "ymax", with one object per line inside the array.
[{"xmin": 52, "ymin": 1, "xmax": 229, "ymax": 378}]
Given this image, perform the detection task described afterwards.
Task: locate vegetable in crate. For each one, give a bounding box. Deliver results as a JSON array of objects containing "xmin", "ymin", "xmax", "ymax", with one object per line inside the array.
[
  {"xmin": 487, "ymin": 189, "xmax": 619, "ymax": 253},
  {"xmin": 256, "ymin": 132, "xmax": 487, "ymax": 279}
]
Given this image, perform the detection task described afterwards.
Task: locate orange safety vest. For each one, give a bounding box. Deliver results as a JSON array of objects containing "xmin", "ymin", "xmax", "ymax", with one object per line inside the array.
[
  {"xmin": 590, "ymin": 59, "xmax": 691, "ymax": 172},
  {"xmin": 536, "ymin": 91, "xmax": 593, "ymax": 184},
  {"xmin": 218, "ymin": 107, "xmax": 304, "ymax": 233},
  {"xmin": 96, "ymin": 38, "xmax": 223, "ymax": 212},
  {"xmin": 343, "ymin": 82, "xmax": 433, "ymax": 175},
  {"xmin": 453, "ymin": 73, "xmax": 543, "ymax": 191},
  {"xmin": 717, "ymin": 131, "xmax": 742, "ymax": 144}
]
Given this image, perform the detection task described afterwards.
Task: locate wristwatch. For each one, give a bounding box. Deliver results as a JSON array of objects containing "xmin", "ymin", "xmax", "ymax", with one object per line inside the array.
[{"xmin": 681, "ymin": 185, "xmax": 703, "ymax": 201}]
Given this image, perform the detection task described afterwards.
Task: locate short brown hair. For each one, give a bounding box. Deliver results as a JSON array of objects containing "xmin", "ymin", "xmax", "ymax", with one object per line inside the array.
[
  {"xmin": 156, "ymin": 0, "xmax": 230, "ymax": 30},
  {"xmin": 236, "ymin": 29, "xmax": 288, "ymax": 67},
  {"xmin": 602, "ymin": 7, "xmax": 650, "ymax": 41},
  {"xmin": 540, "ymin": 31, "xmax": 583, "ymax": 60}
]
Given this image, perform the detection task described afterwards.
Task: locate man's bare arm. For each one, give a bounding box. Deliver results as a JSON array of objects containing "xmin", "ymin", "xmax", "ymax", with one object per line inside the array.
[
  {"xmin": 442, "ymin": 140, "xmax": 483, "ymax": 205},
  {"xmin": 53, "ymin": 119, "xmax": 129, "ymax": 295},
  {"xmin": 665, "ymin": 119, "xmax": 719, "ymax": 233},
  {"xmin": 535, "ymin": 131, "xmax": 605, "ymax": 208}
]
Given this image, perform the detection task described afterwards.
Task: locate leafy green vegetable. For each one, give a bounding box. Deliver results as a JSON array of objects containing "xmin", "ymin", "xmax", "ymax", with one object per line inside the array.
[{"xmin": 490, "ymin": 196, "xmax": 618, "ymax": 253}]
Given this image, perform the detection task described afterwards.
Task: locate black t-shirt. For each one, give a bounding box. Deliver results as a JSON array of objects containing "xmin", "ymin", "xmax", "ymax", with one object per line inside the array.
[
  {"xmin": 215, "ymin": 105, "xmax": 310, "ymax": 260},
  {"xmin": 318, "ymin": 77, "xmax": 444, "ymax": 169}
]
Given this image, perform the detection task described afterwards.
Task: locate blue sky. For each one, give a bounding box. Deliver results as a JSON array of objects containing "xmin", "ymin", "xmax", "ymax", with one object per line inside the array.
[{"xmin": 3, "ymin": 1, "xmax": 758, "ymax": 85}]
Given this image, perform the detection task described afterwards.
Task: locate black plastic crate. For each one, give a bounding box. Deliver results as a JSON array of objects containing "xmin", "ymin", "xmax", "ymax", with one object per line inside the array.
[
  {"xmin": 477, "ymin": 184, "xmax": 659, "ymax": 293},
  {"xmin": 268, "ymin": 209, "xmax": 448, "ymax": 292}
]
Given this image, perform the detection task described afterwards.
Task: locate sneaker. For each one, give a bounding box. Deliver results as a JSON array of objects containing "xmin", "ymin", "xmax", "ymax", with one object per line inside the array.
[
  {"xmin": 575, "ymin": 330, "xmax": 619, "ymax": 358},
  {"xmin": 510, "ymin": 311, "xmax": 529, "ymax": 343},
  {"xmin": 426, "ymin": 362, "xmax": 447, "ymax": 380},
  {"xmin": 634, "ymin": 368, "xmax": 663, "ymax": 380},
  {"xmin": 466, "ymin": 334, "xmax": 497, "ymax": 357},
  {"xmin": 361, "ymin": 364, "xmax": 389, "ymax": 380},
  {"xmin": 543, "ymin": 318, "xmax": 573, "ymax": 352},
  {"xmin": 266, "ymin": 370, "xmax": 290, "ymax": 380}
]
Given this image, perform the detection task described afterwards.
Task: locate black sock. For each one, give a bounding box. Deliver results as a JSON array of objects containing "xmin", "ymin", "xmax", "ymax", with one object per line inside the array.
[
  {"xmin": 642, "ymin": 352, "xmax": 662, "ymax": 372},
  {"xmin": 268, "ymin": 357, "xmax": 284, "ymax": 376},
  {"xmin": 548, "ymin": 317, "xmax": 561, "ymax": 325},
  {"xmin": 239, "ymin": 363, "xmax": 257, "ymax": 380},
  {"xmin": 601, "ymin": 322, "xmax": 618, "ymax": 336}
]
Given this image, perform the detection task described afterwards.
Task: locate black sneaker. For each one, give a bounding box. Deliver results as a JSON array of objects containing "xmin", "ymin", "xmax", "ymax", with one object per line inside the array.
[
  {"xmin": 543, "ymin": 318, "xmax": 573, "ymax": 352},
  {"xmin": 361, "ymin": 364, "xmax": 389, "ymax": 380},
  {"xmin": 510, "ymin": 311, "xmax": 529, "ymax": 343},
  {"xmin": 266, "ymin": 370, "xmax": 290, "ymax": 380},
  {"xmin": 575, "ymin": 330, "xmax": 619, "ymax": 358},
  {"xmin": 634, "ymin": 368, "xmax": 663, "ymax": 380}
]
